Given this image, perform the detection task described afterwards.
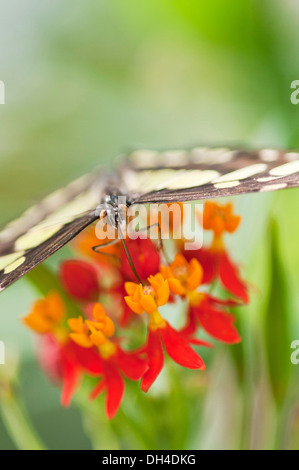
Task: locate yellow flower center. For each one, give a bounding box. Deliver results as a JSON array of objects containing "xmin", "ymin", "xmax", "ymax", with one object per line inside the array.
[
  {"xmin": 124, "ymin": 274, "xmax": 169, "ymax": 316},
  {"xmin": 98, "ymin": 340, "xmax": 118, "ymax": 359},
  {"xmin": 173, "ymin": 265, "xmax": 188, "ymax": 280},
  {"xmin": 68, "ymin": 303, "xmax": 115, "ymax": 349},
  {"xmin": 187, "ymin": 291, "xmax": 205, "ymax": 307},
  {"xmin": 149, "ymin": 310, "xmax": 167, "ymax": 331},
  {"xmin": 160, "ymin": 254, "xmax": 203, "ymax": 297},
  {"xmin": 143, "ymin": 286, "xmax": 155, "ymax": 296},
  {"xmin": 210, "ymin": 235, "xmax": 225, "ymax": 253}
]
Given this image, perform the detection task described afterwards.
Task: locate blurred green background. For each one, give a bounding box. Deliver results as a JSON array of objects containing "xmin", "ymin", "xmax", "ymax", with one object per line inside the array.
[{"xmin": 1, "ymin": 0, "xmax": 299, "ymax": 450}]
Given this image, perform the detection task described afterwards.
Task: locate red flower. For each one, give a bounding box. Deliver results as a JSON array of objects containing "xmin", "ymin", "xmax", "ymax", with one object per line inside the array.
[
  {"xmin": 124, "ymin": 277, "xmax": 207, "ymax": 392},
  {"xmin": 68, "ymin": 303, "xmax": 148, "ymax": 418},
  {"xmin": 41, "ymin": 336, "xmax": 148, "ymax": 418},
  {"xmin": 22, "ymin": 199, "xmax": 250, "ymax": 421},
  {"xmin": 38, "ymin": 335, "xmax": 103, "ymax": 407},
  {"xmin": 141, "ymin": 321, "xmax": 206, "ymax": 392},
  {"xmin": 183, "ymin": 248, "xmax": 249, "ymax": 303},
  {"xmin": 111, "ymin": 238, "xmax": 161, "ymax": 326},
  {"xmin": 182, "ymin": 202, "xmax": 249, "ymax": 303},
  {"xmin": 89, "ymin": 346, "xmax": 148, "ymax": 419},
  {"xmin": 60, "ymin": 238, "xmax": 161, "ymax": 327},
  {"xmin": 181, "ymin": 295, "xmax": 241, "ymax": 344},
  {"xmin": 60, "ymin": 260, "xmax": 100, "ymax": 301},
  {"xmin": 120, "ymin": 238, "xmax": 160, "ymax": 282}
]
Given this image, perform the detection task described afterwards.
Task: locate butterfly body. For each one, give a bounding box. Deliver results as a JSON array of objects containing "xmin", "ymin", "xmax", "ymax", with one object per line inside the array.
[
  {"xmin": 0, "ymin": 145, "xmax": 299, "ymax": 292},
  {"xmin": 97, "ymin": 191, "xmax": 132, "ymax": 230}
]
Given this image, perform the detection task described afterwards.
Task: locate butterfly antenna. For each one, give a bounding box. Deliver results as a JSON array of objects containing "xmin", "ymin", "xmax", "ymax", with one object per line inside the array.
[{"xmin": 117, "ymin": 224, "xmax": 143, "ymax": 285}]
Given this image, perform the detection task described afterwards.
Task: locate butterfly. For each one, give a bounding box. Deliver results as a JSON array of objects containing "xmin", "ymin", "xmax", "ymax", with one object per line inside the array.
[{"xmin": 0, "ymin": 145, "xmax": 299, "ymax": 292}]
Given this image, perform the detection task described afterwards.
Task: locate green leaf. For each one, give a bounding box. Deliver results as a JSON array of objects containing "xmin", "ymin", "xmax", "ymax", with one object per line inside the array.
[{"xmin": 264, "ymin": 220, "xmax": 291, "ymax": 406}]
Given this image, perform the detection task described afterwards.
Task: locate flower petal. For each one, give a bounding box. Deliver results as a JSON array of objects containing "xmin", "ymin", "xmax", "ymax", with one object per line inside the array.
[
  {"xmin": 60, "ymin": 347, "xmax": 81, "ymax": 407},
  {"xmin": 179, "ymin": 310, "xmax": 198, "ymax": 338},
  {"xmin": 161, "ymin": 323, "xmax": 206, "ymax": 370},
  {"xmin": 38, "ymin": 334, "xmax": 63, "ymax": 382},
  {"xmin": 60, "ymin": 260, "xmax": 100, "ymax": 301},
  {"xmin": 156, "ymin": 280, "xmax": 170, "ymax": 306},
  {"xmin": 116, "ymin": 348, "xmax": 148, "ymax": 381},
  {"xmin": 148, "ymin": 273, "xmax": 164, "ymax": 291},
  {"xmin": 183, "ymin": 248, "xmax": 219, "ymax": 284},
  {"xmin": 72, "ymin": 343, "xmax": 104, "ymax": 375},
  {"xmin": 23, "ymin": 313, "xmax": 53, "ymax": 334},
  {"xmin": 121, "ymin": 238, "xmax": 160, "ymax": 282},
  {"xmin": 124, "ymin": 282, "xmax": 138, "ymax": 296},
  {"xmin": 124, "ymin": 296, "xmax": 144, "ymax": 315},
  {"xmin": 189, "ymin": 338, "xmax": 214, "ymax": 348},
  {"xmin": 194, "ymin": 303, "xmax": 241, "ymax": 344},
  {"xmin": 89, "ymin": 330, "xmax": 107, "ymax": 347},
  {"xmin": 219, "ymin": 252, "xmax": 249, "ymax": 303},
  {"xmin": 141, "ymin": 329, "xmax": 164, "ymax": 392},
  {"xmin": 61, "ymin": 364, "xmax": 79, "ymax": 407},
  {"xmin": 89, "ymin": 379, "xmax": 106, "ymax": 400},
  {"xmin": 104, "ymin": 363, "xmax": 125, "ymax": 419},
  {"xmin": 187, "ymin": 259, "xmax": 203, "ymax": 290},
  {"xmin": 140, "ymin": 294, "xmax": 157, "ymax": 314},
  {"xmin": 47, "ymin": 292, "xmax": 66, "ymax": 322},
  {"xmin": 69, "ymin": 332, "xmax": 93, "ymax": 348},
  {"xmin": 68, "ymin": 316, "xmax": 85, "ymax": 334},
  {"xmin": 172, "ymin": 253, "xmax": 187, "ymax": 269},
  {"xmin": 168, "ymin": 277, "xmax": 185, "ymax": 296}
]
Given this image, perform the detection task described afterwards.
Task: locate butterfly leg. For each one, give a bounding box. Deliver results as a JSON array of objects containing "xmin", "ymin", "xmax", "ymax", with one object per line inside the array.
[
  {"xmin": 92, "ymin": 238, "xmax": 121, "ymax": 261},
  {"xmin": 135, "ymin": 222, "xmax": 171, "ymax": 264}
]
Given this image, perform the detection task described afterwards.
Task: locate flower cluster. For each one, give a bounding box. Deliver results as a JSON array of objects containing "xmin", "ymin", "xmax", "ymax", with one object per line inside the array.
[{"xmin": 23, "ymin": 201, "xmax": 249, "ymax": 419}]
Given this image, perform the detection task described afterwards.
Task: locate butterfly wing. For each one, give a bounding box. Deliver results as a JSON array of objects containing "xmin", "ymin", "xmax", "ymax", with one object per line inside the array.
[
  {"xmin": 0, "ymin": 212, "xmax": 97, "ymax": 292},
  {"xmin": 0, "ymin": 171, "xmax": 107, "ymax": 291},
  {"xmin": 1, "ymin": 145, "xmax": 299, "ymax": 292},
  {"xmin": 122, "ymin": 146, "xmax": 299, "ymax": 203}
]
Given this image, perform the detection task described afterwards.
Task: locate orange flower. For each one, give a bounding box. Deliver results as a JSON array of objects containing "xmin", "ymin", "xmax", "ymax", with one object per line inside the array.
[
  {"xmin": 202, "ymin": 201, "xmax": 241, "ymax": 240},
  {"xmin": 68, "ymin": 303, "xmax": 115, "ymax": 352},
  {"xmin": 23, "ymin": 292, "xmax": 66, "ymax": 335},
  {"xmin": 124, "ymin": 273, "xmax": 169, "ymax": 316},
  {"xmin": 160, "ymin": 254, "xmax": 203, "ymax": 301}
]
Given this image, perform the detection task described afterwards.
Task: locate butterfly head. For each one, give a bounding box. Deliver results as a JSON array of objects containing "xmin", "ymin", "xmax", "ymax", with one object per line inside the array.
[{"xmin": 96, "ymin": 193, "xmax": 130, "ymax": 229}]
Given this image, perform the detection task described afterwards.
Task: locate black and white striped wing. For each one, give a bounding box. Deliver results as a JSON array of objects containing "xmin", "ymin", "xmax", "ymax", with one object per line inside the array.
[
  {"xmin": 0, "ymin": 172, "xmax": 105, "ymax": 292},
  {"xmin": 0, "ymin": 212, "xmax": 97, "ymax": 292},
  {"xmin": 122, "ymin": 146, "xmax": 299, "ymax": 203},
  {"xmin": 1, "ymin": 145, "xmax": 299, "ymax": 292}
]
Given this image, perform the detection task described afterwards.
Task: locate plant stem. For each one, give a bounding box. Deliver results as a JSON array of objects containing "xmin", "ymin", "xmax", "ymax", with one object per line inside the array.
[{"xmin": 0, "ymin": 387, "xmax": 46, "ymax": 450}]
